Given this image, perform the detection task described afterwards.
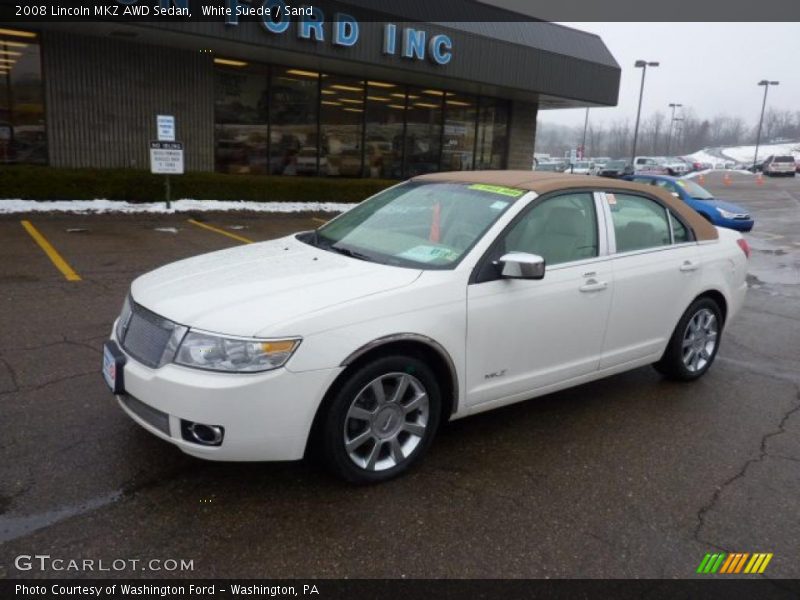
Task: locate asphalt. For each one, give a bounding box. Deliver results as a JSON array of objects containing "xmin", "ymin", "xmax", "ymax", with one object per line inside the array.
[{"xmin": 0, "ymin": 172, "xmax": 798, "ymax": 579}]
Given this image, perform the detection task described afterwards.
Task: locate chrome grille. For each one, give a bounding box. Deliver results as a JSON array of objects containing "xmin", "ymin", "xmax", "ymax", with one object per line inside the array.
[{"xmin": 119, "ymin": 301, "xmax": 183, "ymax": 368}]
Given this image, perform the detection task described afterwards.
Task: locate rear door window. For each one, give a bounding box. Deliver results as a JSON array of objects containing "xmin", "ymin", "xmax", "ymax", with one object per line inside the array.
[{"xmin": 607, "ymin": 193, "xmax": 671, "ymax": 253}]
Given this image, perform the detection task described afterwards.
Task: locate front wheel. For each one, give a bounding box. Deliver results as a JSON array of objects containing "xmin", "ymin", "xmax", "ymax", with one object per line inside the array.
[
  {"xmin": 654, "ymin": 297, "xmax": 723, "ymax": 381},
  {"xmin": 318, "ymin": 355, "xmax": 441, "ymax": 484}
]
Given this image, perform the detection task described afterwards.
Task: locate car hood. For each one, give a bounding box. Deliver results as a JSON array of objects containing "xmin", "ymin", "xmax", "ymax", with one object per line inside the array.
[
  {"xmin": 130, "ymin": 235, "xmax": 422, "ymax": 337},
  {"xmin": 692, "ymin": 198, "xmax": 749, "ymax": 214}
]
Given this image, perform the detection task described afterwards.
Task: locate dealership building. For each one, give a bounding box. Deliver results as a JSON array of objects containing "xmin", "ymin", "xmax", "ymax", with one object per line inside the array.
[{"xmin": 1, "ymin": 1, "xmax": 620, "ymax": 179}]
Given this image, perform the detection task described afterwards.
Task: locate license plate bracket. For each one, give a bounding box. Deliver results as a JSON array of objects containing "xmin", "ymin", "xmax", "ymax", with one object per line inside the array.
[{"xmin": 102, "ymin": 341, "xmax": 127, "ymax": 394}]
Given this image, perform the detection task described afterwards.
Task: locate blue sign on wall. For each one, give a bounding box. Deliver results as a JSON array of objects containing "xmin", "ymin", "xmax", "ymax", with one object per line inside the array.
[{"xmin": 224, "ymin": 0, "xmax": 453, "ymax": 66}]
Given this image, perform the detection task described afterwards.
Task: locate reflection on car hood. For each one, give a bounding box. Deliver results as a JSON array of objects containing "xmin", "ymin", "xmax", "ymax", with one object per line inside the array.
[
  {"xmin": 693, "ymin": 197, "xmax": 750, "ymax": 214},
  {"xmin": 130, "ymin": 235, "xmax": 422, "ymax": 337}
]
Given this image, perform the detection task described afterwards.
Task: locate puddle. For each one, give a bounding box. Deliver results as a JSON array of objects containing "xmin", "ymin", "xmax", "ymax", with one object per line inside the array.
[{"xmin": 0, "ymin": 491, "xmax": 121, "ymax": 544}]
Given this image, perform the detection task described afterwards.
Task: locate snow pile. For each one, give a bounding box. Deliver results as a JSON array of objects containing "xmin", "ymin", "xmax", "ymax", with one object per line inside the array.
[
  {"xmin": 687, "ymin": 142, "xmax": 800, "ymax": 166},
  {"xmin": 0, "ymin": 199, "xmax": 354, "ymax": 215}
]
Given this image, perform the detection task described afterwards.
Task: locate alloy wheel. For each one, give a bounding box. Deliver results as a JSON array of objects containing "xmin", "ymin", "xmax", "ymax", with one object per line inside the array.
[
  {"xmin": 343, "ymin": 372, "xmax": 430, "ymax": 471},
  {"xmin": 681, "ymin": 308, "xmax": 718, "ymax": 372}
]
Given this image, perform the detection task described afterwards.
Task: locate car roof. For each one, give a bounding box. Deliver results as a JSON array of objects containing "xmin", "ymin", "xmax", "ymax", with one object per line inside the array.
[{"xmin": 412, "ymin": 170, "xmax": 718, "ymax": 242}]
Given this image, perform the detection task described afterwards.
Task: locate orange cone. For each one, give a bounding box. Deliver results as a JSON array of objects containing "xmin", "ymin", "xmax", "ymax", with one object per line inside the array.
[
  {"xmin": 698, "ymin": 173, "xmax": 705, "ymax": 184},
  {"xmin": 723, "ymin": 173, "xmax": 731, "ymax": 186},
  {"xmin": 756, "ymin": 172, "xmax": 763, "ymax": 185}
]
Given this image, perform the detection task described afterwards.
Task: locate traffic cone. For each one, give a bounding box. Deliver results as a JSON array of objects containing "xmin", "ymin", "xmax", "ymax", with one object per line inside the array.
[
  {"xmin": 723, "ymin": 173, "xmax": 731, "ymax": 186},
  {"xmin": 756, "ymin": 172, "xmax": 763, "ymax": 185},
  {"xmin": 698, "ymin": 173, "xmax": 705, "ymax": 184}
]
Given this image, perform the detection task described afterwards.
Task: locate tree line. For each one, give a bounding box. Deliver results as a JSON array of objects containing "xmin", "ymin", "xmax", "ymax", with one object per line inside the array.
[{"xmin": 534, "ymin": 108, "xmax": 800, "ymax": 159}]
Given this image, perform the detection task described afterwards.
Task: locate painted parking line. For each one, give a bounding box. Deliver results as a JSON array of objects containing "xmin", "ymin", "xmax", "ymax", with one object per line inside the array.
[
  {"xmin": 20, "ymin": 220, "xmax": 82, "ymax": 282},
  {"xmin": 311, "ymin": 217, "xmax": 328, "ymax": 225},
  {"xmin": 187, "ymin": 219, "xmax": 254, "ymax": 244}
]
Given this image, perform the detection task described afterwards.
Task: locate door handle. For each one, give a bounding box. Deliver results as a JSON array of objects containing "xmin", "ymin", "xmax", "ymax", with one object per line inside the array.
[
  {"xmin": 679, "ymin": 260, "xmax": 699, "ymax": 272},
  {"xmin": 579, "ymin": 279, "xmax": 608, "ymax": 293}
]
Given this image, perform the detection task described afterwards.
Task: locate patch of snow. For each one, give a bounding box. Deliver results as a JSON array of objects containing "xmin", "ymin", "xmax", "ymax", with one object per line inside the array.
[
  {"xmin": 684, "ymin": 169, "xmax": 753, "ymax": 179},
  {"xmin": 688, "ymin": 142, "xmax": 800, "ymax": 166},
  {"xmin": 153, "ymin": 227, "xmax": 179, "ymax": 233},
  {"xmin": 0, "ymin": 199, "xmax": 355, "ymax": 215}
]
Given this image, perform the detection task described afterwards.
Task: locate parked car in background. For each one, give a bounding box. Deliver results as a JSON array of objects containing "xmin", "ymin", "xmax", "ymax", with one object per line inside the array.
[
  {"xmin": 104, "ymin": 171, "xmax": 749, "ymax": 483},
  {"xmin": 592, "ymin": 157, "xmax": 611, "ymax": 171},
  {"xmin": 568, "ymin": 160, "xmax": 595, "ymax": 175},
  {"xmin": 598, "ymin": 160, "xmax": 634, "ymax": 178},
  {"xmin": 534, "ymin": 161, "xmax": 566, "ymax": 172},
  {"xmin": 625, "ymin": 174, "xmax": 754, "ymax": 232},
  {"xmin": 634, "ymin": 156, "xmax": 668, "ymax": 174},
  {"xmin": 663, "ymin": 157, "xmax": 689, "ymax": 176},
  {"xmin": 761, "ymin": 155, "xmax": 796, "ymax": 177}
]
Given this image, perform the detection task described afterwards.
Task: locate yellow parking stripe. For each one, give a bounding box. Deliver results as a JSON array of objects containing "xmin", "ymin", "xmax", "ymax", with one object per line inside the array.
[
  {"xmin": 187, "ymin": 219, "xmax": 254, "ymax": 244},
  {"xmin": 20, "ymin": 220, "xmax": 81, "ymax": 281},
  {"xmin": 311, "ymin": 217, "xmax": 328, "ymax": 225},
  {"xmin": 758, "ymin": 553, "xmax": 773, "ymax": 574}
]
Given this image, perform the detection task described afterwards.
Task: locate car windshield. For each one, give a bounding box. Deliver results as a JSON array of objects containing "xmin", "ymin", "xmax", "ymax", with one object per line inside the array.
[
  {"xmin": 574, "ymin": 161, "xmax": 591, "ymax": 168},
  {"xmin": 606, "ymin": 160, "xmax": 626, "ymax": 168},
  {"xmin": 775, "ymin": 156, "xmax": 794, "ymax": 163},
  {"xmin": 305, "ymin": 181, "xmax": 523, "ymax": 269},
  {"xmin": 676, "ymin": 179, "xmax": 714, "ymax": 200}
]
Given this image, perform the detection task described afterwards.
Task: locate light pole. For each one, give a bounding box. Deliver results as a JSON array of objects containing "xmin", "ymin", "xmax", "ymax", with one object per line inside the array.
[
  {"xmin": 630, "ymin": 60, "xmax": 659, "ymax": 164},
  {"xmin": 581, "ymin": 107, "xmax": 590, "ymax": 159},
  {"xmin": 666, "ymin": 102, "xmax": 682, "ymax": 155},
  {"xmin": 753, "ymin": 80, "xmax": 779, "ymax": 169}
]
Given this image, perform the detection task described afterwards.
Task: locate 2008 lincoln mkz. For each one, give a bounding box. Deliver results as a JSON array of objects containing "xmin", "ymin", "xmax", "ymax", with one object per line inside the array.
[{"xmin": 103, "ymin": 171, "xmax": 749, "ymax": 483}]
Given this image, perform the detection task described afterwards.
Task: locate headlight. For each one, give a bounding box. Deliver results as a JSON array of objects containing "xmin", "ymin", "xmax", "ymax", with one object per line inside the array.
[
  {"xmin": 116, "ymin": 295, "xmax": 133, "ymax": 341},
  {"xmin": 174, "ymin": 331, "xmax": 300, "ymax": 373},
  {"xmin": 716, "ymin": 208, "xmax": 736, "ymax": 219}
]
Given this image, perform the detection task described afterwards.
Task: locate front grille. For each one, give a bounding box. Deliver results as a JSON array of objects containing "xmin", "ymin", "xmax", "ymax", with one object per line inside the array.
[
  {"xmin": 120, "ymin": 395, "xmax": 171, "ymax": 436},
  {"xmin": 119, "ymin": 302, "xmax": 181, "ymax": 368}
]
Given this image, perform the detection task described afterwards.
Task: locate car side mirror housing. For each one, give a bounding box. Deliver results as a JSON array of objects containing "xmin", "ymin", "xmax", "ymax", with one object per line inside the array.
[{"xmin": 498, "ymin": 252, "xmax": 546, "ymax": 280}]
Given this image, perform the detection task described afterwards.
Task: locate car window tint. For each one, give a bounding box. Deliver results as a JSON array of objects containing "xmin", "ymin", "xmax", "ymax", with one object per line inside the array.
[
  {"xmin": 609, "ymin": 193, "xmax": 671, "ymax": 253},
  {"xmin": 503, "ymin": 193, "xmax": 598, "ymax": 266},
  {"xmin": 670, "ymin": 211, "xmax": 689, "ymax": 243}
]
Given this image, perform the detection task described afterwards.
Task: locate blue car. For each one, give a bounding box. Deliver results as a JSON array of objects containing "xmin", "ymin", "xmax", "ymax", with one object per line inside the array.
[{"xmin": 624, "ymin": 174, "xmax": 754, "ymax": 232}]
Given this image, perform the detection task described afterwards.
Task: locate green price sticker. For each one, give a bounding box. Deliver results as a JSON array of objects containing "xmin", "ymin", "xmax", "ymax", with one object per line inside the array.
[{"xmin": 468, "ymin": 184, "xmax": 526, "ymax": 198}]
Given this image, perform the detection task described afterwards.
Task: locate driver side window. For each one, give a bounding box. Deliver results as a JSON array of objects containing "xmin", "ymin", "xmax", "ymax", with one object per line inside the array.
[{"xmin": 503, "ymin": 193, "xmax": 598, "ymax": 266}]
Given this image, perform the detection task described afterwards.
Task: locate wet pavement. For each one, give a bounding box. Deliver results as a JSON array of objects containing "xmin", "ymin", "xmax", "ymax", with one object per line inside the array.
[{"xmin": 0, "ymin": 173, "xmax": 798, "ymax": 579}]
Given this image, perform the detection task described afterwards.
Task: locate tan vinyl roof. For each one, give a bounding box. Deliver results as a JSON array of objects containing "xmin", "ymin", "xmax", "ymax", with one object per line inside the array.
[{"xmin": 412, "ymin": 170, "xmax": 719, "ymax": 241}]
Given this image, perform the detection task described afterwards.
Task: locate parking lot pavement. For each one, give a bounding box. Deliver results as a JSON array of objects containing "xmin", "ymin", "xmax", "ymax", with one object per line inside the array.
[{"xmin": 0, "ymin": 175, "xmax": 798, "ymax": 579}]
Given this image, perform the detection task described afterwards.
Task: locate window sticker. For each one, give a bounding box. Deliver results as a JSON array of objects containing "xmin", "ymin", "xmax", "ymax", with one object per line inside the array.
[
  {"xmin": 468, "ymin": 184, "xmax": 525, "ymax": 198},
  {"xmin": 606, "ymin": 193, "xmax": 617, "ymax": 205},
  {"xmin": 397, "ymin": 245, "xmax": 460, "ymax": 263},
  {"xmin": 489, "ymin": 200, "xmax": 510, "ymax": 210},
  {"xmin": 676, "ymin": 180, "xmax": 687, "ymax": 188}
]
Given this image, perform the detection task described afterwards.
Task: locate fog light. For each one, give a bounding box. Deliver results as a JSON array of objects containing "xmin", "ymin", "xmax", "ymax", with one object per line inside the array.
[{"xmin": 181, "ymin": 420, "xmax": 224, "ymax": 446}]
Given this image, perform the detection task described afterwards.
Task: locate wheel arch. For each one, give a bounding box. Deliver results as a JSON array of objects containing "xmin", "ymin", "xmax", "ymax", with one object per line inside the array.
[
  {"xmin": 304, "ymin": 334, "xmax": 459, "ymax": 457},
  {"xmin": 693, "ymin": 289, "xmax": 728, "ymax": 325}
]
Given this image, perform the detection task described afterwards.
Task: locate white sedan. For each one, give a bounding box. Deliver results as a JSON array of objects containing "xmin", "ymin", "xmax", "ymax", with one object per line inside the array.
[{"xmin": 103, "ymin": 171, "xmax": 749, "ymax": 483}]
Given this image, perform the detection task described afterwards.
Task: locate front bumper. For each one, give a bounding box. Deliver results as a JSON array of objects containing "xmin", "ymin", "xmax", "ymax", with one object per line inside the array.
[
  {"xmin": 109, "ymin": 329, "xmax": 341, "ymax": 461},
  {"xmin": 719, "ymin": 218, "xmax": 754, "ymax": 232}
]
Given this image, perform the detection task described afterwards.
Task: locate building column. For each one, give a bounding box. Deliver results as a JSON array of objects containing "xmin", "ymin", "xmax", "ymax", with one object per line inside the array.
[{"xmin": 506, "ymin": 100, "xmax": 538, "ymax": 170}]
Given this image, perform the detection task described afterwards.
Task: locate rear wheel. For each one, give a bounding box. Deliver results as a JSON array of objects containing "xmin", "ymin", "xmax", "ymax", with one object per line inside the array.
[
  {"xmin": 654, "ymin": 297, "xmax": 723, "ymax": 381},
  {"xmin": 319, "ymin": 355, "xmax": 441, "ymax": 484}
]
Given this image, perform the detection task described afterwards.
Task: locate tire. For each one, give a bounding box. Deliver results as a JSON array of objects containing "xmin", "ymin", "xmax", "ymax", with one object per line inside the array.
[
  {"xmin": 654, "ymin": 297, "xmax": 723, "ymax": 381},
  {"xmin": 318, "ymin": 355, "xmax": 441, "ymax": 484}
]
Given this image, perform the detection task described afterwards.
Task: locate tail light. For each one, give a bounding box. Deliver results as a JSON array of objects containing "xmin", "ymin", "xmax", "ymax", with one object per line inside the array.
[{"xmin": 736, "ymin": 238, "xmax": 751, "ymax": 259}]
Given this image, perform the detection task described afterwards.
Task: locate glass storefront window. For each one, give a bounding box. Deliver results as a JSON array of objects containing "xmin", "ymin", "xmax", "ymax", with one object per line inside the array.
[
  {"xmin": 441, "ymin": 93, "xmax": 476, "ymax": 171},
  {"xmin": 214, "ymin": 63, "xmax": 269, "ymax": 174},
  {"xmin": 269, "ymin": 67, "xmax": 319, "ymax": 176},
  {"xmin": 212, "ymin": 59, "xmax": 510, "ymax": 178},
  {"xmin": 0, "ymin": 30, "xmax": 46, "ymax": 165},
  {"xmin": 404, "ymin": 87, "xmax": 443, "ymax": 177},
  {"xmin": 476, "ymin": 98, "xmax": 510, "ymax": 170},
  {"xmin": 364, "ymin": 81, "xmax": 405, "ymax": 179},
  {"xmin": 320, "ymin": 75, "xmax": 364, "ymax": 177}
]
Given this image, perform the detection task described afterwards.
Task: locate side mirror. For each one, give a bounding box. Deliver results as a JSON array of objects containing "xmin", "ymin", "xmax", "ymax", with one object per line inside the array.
[{"xmin": 498, "ymin": 252, "xmax": 546, "ymax": 280}]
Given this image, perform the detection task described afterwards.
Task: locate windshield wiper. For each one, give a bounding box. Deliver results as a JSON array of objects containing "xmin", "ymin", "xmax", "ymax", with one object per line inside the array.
[{"xmin": 327, "ymin": 245, "xmax": 374, "ymax": 262}]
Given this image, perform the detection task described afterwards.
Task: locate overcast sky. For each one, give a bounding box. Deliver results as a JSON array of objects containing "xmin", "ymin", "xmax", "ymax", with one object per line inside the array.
[{"xmin": 541, "ymin": 22, "xmax": 800, "ymax": 128}]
